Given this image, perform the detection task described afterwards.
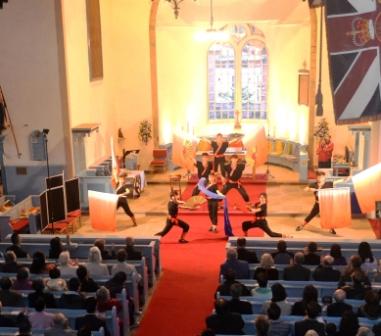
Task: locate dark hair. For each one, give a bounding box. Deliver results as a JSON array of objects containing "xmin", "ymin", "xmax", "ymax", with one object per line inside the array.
[
  {"xmin": 306, "ymin": 301, "xmax": 321, "ymax": 318},
  {"xmin": 302, "ymin": 285, "xmax": 318, "ymax": 303},
  {"xmin": 0, "ymin": 277, "xmax": 12, "ymax": 290},
  {"xmin": 255, "ymin": 315, "xmax": 269, "ymax": 336},
  {"xmin": 316, "ymin": 171, "xmax": 326, "ymax": 177},
  {"xmin": 307, "ymin": 242, "xmax": 318, "ymax": 253},
  {"xmin": 116, "ymin": 249, "xmax": 127, "ymax": 262},
  {"xmin": 267, "ymin": 302, "xmax": 281, "ymax": 320},
  {"xmin": 49, "ymin": 237, "xmax": 63, "ymax": 259},
  {"xmin": 84, "ymin": 297, "xmax": 97, "ymax": 314},
  {"xmin": 49, "ymin": 266, "xmax": 61, "ymax": 279},
  {"xmin": 76, "ymin": 265, "xmax": 88, "ymax": 280},
  {"xmin": 94, "ymin": 239, "xmax": 105, "ymax": 251},
  {"xmin": 230, "ymin": 283, "xmax": 242, "ymax": 299},
  {"xmin": 237, "ymin": 237, "xmax": 246, "ymax": 248},
  {"xmin": 34, "ymin": 297, "xmax": 46, "ymax": 312},
  {"xmin": 259, "ymin": 193, "xmax": 267, "ymax": 202},
  {"xmin": 214, "ymin": 298, "xmax": 229, "ymax": 315},
  {"xmin": 277, "ymin": 240, "xmax": 287, "ymax": 253},
  {"xmin": 17, "ymin": 267, "xmax": 29, "ymax": 281},
  {"xmin": 326, "ymin": 323, "xmax": 337, "ymax": 336},
  {"xmin": 16, "ymin": 313, "xmax": 31, "ymax": 333},
  {"xmin": 358, "ymin": 241, "xmax": 374, "ymax": 263},
  {"xmin": 201, "ymin": 152, "xmax": 209, "ymax": 157},
  {"xmin": 170, "ymin": 190, "xmax": 178, "ymax": 198},
  {"xmin": 271, "ymin": 283, "xmax": 287, "ymax": 302},
  {"xmin": 231, "ymin": 154, "xmax": 238, "ymax": 160},
  {"xmin": 68, "ymin": 277, "xmax": 80, "ymax": 291},
  {"xmin": 339, "ymin": 311, "xmax": 359, "ymax": 336},
  {"xmin": 32, "ymin": 279, "xmax": 45, "ymax": 292},
  {"xmin": 111, "ymin": 271, "xmax": 127, "ymax": 284},
  {"xmin": 256, "ymin": 271, "xmax": 268, "ymax": 288},
  {"xmin": 364, "ymin": 290, "xmax": 380, "ymax": 305},
  {"xmin": 330, "ymin": 244, "xmax": 343, "ymax": 259},
  {"xmin": 30, "ymin": 251, "xmax": 46, "ymax": 274},
  {"xmin": 11, "ymin": 232, "xmax": 20, "ymax": 245},
  {"xmin": 223, "ymin": 269, "xmax": 236, "ymax": 282}
]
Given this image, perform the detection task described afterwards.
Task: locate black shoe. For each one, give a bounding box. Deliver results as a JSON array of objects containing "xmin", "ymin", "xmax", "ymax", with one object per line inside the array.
[
  {"xmin": 179, "ymin": 239, "xmax": 188, "ymax": 244},
  {"xmin": 296, "ymin": 225, "xmax": 304, "ymax": 231},
  {"xmin": 208, "ymin": 227, "xmax": 213, "ymax": 232},
  {"xmin": 329, "ymin": 228, "xmax": 336, "ymax": 235}
]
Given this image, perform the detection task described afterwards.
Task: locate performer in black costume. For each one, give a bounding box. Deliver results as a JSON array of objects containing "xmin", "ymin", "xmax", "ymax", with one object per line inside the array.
[
  {"xmin": 211, "ymin": 133, "xmax": 229, "ymax": 177},
  {"xmin": 295, "ymin": 170, "xmax": 336, "ymax": 234},
  {"xmin": 155, "ymin": 191, "xmax": 189, "ymax": 243},
  {"xmin": 115, "ymin": 172, "xmax": 137, "ymax": 226},
  {"xmin": 242, "ymin": 193, "xmax": 285, "ymax": 237},
  {"xmin": 206, "ymin": 172, "xmax": 222, "ymax": 233},
  {"xmin": 192, "ymin": 152, "xmax": 212, "ymax": 196},
  {"xmin": 222, "ymin": 155, "xmax": 250, "ymax": 203}
]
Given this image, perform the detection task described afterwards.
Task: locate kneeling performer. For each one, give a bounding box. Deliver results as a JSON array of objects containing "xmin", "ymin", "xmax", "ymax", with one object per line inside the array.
[
  {"xmin": 155, "ymin": 191, "xmax": 190, "ymax": 243},
  {"xmin": 115, "ymin": 172, "xmax": 137, "ymax": 226}
]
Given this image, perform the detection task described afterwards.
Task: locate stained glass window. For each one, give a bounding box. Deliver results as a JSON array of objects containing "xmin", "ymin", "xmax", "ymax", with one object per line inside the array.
[
  {"xmin": 208, "ymin": 43, "xmax": 235, "ymax": 120},
  {"xmin": 241, "ymin": 41, "xmax": 268, "ymax": 119}
]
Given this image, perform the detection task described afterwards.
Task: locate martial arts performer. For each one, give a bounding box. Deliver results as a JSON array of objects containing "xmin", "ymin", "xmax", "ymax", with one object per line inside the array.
[
  {"xmin": 222, "ymin": 155, "xmax": 250, "ymax": 203},
  {"xmin": 296, "ymin": 170, "xmax": 335, "ymax": 234},
  {"xmin": 206, "ymin": 172, "xmax": 223, "ymax": 233},
  {"xmin": 115, "ymin": 172, "xmax": 137, "ymax": 226},
  {"xmin": 211, "ymin": 133, "xmax": 229, "ymax": 176},
  {"xmin": 242, "ymin": 193, "xmax": 286, "ymax": 237},
  {"xmin": 155, "ymin": 191, "xmax": 189, "ymax": 243},
  {"xmin": 192, "ymin": 152, "xmax": 213, "ymax": 196}
]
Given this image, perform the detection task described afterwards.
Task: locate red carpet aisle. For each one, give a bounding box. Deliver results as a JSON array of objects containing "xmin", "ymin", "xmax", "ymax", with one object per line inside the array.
[{"xmin": 135, "ymin": 184, "xmax": 266, "ymax": 336}]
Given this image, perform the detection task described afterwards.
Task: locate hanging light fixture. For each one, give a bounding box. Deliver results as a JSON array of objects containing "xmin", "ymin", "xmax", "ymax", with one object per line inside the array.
[{"xmin": 154, "ymin": 0, "xmax": 197, "ymax": 19}]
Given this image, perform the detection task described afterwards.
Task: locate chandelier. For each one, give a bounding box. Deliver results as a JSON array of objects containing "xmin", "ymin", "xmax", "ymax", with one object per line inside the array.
[{"xmin": 152, "ymin": 0, "xmax": 197, "ymax": 19}]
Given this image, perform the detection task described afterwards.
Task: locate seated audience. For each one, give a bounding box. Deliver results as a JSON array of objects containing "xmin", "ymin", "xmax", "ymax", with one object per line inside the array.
[
  {"xmin": 339, "ymin": 255, "xmax": 371, "ymax": 286},
  {"xmin": 12, "ymin": 267, "xmax": 33, "ymax": 290},
  {"xmin": 312, "ymin": 255, "xmax": 341, "ymax": 282},
  {"xmin": 326, "ymin": 289, "xmax": 353, "ymax": 317},
  {"xmin": 303, "ymin": 242, "xmax": 321, "ymax": 265},
  {"xmin": 0, "ymin": 301, "xmax": 15, "ymax": 327},
  {"xmin": 57, "ymin": 251, "xmax": 78, "ymax": 278},
  {"xmin": 28, "ymin": 298, "xmax": 54, "ymax": 329},
  {"xmin": 337, "ymin": 310, "xmax": 360, "ymax": 336},
  {"xmin": 292, "ymin": 285, "xmax": 321, "ymax": 316},
  {"xmin": 228, "ymin": 283, "xmax": 253, "ymax": 315},
  {"xmin": 216, "ymin": 270, "xmax": 250, "ymax": 297},
  {"xmin": 30, "ymin": 251, "xmax": 50, "ymax": 274},
  {"xmin": 16, "ymin": 313, "xmax": 32, "ymax": 336},
  {"xmin": 0, "ymin": 276, "xmax": 22, "ymax": 307},
  {"xmin": 326, "ymin": 323, "xmax": 337, "ymax": 336},
  {"xmin": 262, "ymin": 283, "xmax": 292, "ymax": 316},
  {"xmin": 44, "ymin": 313, "xmax": 76, "ymax": 336},
  {"xmin": 220, "ymin": 248, "xmax": 250, "ymax": 280},
  {"xmin": 283, "ymin": 252, "xmax": 311, "ymax": 281},
  {"xmin": 271, "ymin": 240, "xmax": 294, "ymax": 265},
  {"xmin": 252, "ymin": 271, "xmax": 272, "ymax": 300},
  {"xmin": 305, "ymin": 331, "xmax": 319, "ymax": 336},
  {"xmin": 49, "ymin": 236, "xmax": 64, "ymax": 259},
  {"xmin": 96, "ymin": 286, "xmax": 122, "ymax": 313},
  {"xmin": 340, "ymin": 271, "xmax": 371, "ymax": 300},
  {"xmin": 0, "ymin": 251, "xmax": 19, "ymax": 273},
  {"xmin": 28, "ymin": 279, "xmax": 56, "ymax": 308},
  {"xmin": 94, "ymin": 239, "xmax": 114, "ymax": 260},
  {"xmin": 58, "ymin": 277, "xmax": 85, "ymax": 309},
  {"xmin": 6, "ymin": 233, "xmax": 27, "ymax": 258},
  {"xmin": 357, "ymin": 289, "xmax": 381, "ymax": 319},
  {"xmin": 75, "ymin": 297, "xmax": 108, "ymax": 335},
  {"xmin": 76, "ymin": 265, "xmax": 99, "ymax": 293},
  {"xmin": 358, "ymin": 241, "xmax": 378, "ymax": 275},
  {"xmin": 105, "ymin": 271, "xmax": 128, "ymax": 298},
  {"xmin": 254, "ymin": 253, "xmax": 279, "ymax": 281},
  {"xmin": 205, "ymin": 298, "xmax": 244, "ymax": 335},
  {"xmin": 255, "ymin": 315, "xmax": 269, "ymax": 336},
  {"xmin": 294, "ymin": 302, "xmax": 325, "ymax": 336},
  {"xmin": 330, "ymin": 243, "xmax": 347, "ymax": 266},
  {"xmin": 84, "ymin": 246, "xmax": 109, "ymax": 278},
  {"xmin": 373, "ymin": 322, "xmax": 381, "ymax": 336},
  {"xmin": 125, "ymin": 237, "xmax": 143, "ymax": 260},
  {"xmin": 236, "ymin": 237, "xmax": 258, "ymax": 263},
  {"xmin": 111, "ymin": 249, "xmax": 141, "ymax": 283},
  {"xmin": 46, "ymin": 266, "xmax": 67, "ymax": 291},
  {"xmin": 267, "ymin": 302, "xmax": 292, "ymax": 336}
]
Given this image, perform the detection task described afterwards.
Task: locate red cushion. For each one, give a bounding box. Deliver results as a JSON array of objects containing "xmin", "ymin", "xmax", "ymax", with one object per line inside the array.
[{"xmin": 10, "ymin": 218, "xmax": 29, "ymax": 232}]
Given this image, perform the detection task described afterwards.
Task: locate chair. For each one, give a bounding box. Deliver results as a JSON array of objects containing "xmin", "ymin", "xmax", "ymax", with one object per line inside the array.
[
  {"xmin": 150, "ymin": 148, "xmax": 168, "ymax": 172},
  {"xmin": 169, "ymin": 174, "xmax": 182, "ymax": 197}
]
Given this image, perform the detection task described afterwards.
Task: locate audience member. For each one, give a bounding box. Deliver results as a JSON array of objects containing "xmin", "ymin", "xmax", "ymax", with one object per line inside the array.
[
  {"xmin": 76, "ymin": 265, "xmax": 99, "ymax": 292},
  {"xmin": 215, "ymin": 270, "xmax": 250, "ymax": 297},
  {"xmin": 228, "ymin": 282, "xmax": 253, "ymax": 314},
  {"xmin": 304, "ymin": 331, "xmax": 319, "ymax": 336},
  {"xmin": 12, "ymin": 267, "xmax": 33, "ymax": 290},
  {"xmin": 84, "ymin": 246, "xmax": 109, "ymax": 278},
  {"xmin": 30, "ymin": 251, "xmax": 50, "ymax": 274},
  {"xmin": 0, "ymin": 301, "xmax": 15, "ymax": 327},
  {"xmin": 292, "ymin": 285, "xmax": 321, "ymax": 316},
  {"xmin": 96, "ymin": 286, "xmax": 122, "ymax": 313},
  {"xmin": 6, "ymin": 233, "xmax": 27, "ymax": 258},
  {"xmin": 312, "ymin": 255, "xmax": 341, "ymax": 282},
  {"xmin": 236, "ymin": 237, "xmax": 258, "ymax": 263},
  {"xmin": 254, "ymin": 253, "xmax": 279, "ymax": 281},
  {"xmin": 28, "ymin": 297, "xmax": 54, "ymax": 329},
  {"xmin": 330, "ymin": 243, "xmax": 347, "ymax": 265},
  {"xmin": 262, "ymin": 283, "xmax": 291, "ymax": 316},
  {"xmin": 44, "ymin": 313, "xmax": 76, "ymax": 336},
  {"xmin": 357, "ymin": 289, "xmax": 381, "ymax": 319},
  {"xmin": 0, "ymin": 276, "xmax": 22, "ymax": 307},
  {"xmin": 283, "ymin": 252, "xmax": 311, "ymax": 281},
  {"xmin": 340, "ymin": 255, "xmax": 371, "ymax": 286},
  {"xmin": 49, "ymin": 237, "xmax": 64, "ymax": 259},
  {"xmin": 303, "ymin": 242, "xmax": 321, "ymax": 265},
  {"xmin": 57, "ymin": 251, "xmax": 78, "ymax": 278},
  {"xmin": 220, "ymin": 248, "xmax": 250, "ymax": 279},
  {"xmin": 125, "ymin": 237, "xmax": 143, "ymax": 260},
  {"xmin": 105, "ymin": 271, "xmax": 128, "ymax": 298},
  {"xmin": 271, "ymin": 240, "xmax": 294, "ymax": 265},
  {"xmin": 252, "ymin": 271, "xmax": 272, "ymax": 300},
  {"xmin": 326, "ymin": 289, "xmax": 353, "ymax": 317},
  {"xmin": 340, "ymin": 271, "xmax": 371, "ymax": 300},
  {"xmin": 94, "ymin": 239, "xmax": 114, "ymax": 260},
  {"xmin": 58, "ymin": 277, "xmax": 85, "ymax": 309},
  {"xmin": 75, "ymin": 297, "xmax": 108, "ymax": 335},
  {"xmin": 0, "ymin": 251, "xmax": 19, "ymax": 273},
  {"xmin": 358, "ymin": 241, "xmax": 377, "ymax": 275},
  {"xmin": 255, "ymin": 315, "xmax": 269, "ymax": 336},
  {"xmin": 337, "ymin": 310, "xmax": 360, "ymax": 336},
  {"xmin": 267, "ymin": 302, "xmax": 292, "ymax": 336},
  {"xmin": 28, "ymin": 279, "xmax": 56, "ymax": 308},
  {"xmin": 294, "ymin": 302, "xmax": 325, "ymax": 336},
  {"xmin": 325, "ymin": 323, "xmax": 337, "ymax": 336},
  {"xmin": 373, "ymin": 322, "xmax": 381, "ymax": 336},
  {"xmin": 356, "ymin": 326, "xmax": 373, "ymax": 336},
  {"xmin": 46, "ymin": 266, "xmax": 67, "ymax": 291},
  {"xmin": 111, "ymin": 249, "xmax": 141, "ymax": 283},
  {"xmin": 16, "ymin": 312, "xmax": 32, "ymax": 336}
]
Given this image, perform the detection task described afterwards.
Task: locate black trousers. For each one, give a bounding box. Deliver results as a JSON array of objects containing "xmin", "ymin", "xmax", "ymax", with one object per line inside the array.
[
  {"xmin": 208, "ymin": 200, "xmax": 219, "ymax": 225},
  {"xmin": 242, "ymin": 219, "xmax": 282, "ymax": 237},
  {"xmin": 318, "ymin": 159, "xmax": 331, "ymax": 168},
  {"xmin": 214, "ymin": 157, "xmax": 226, "ymax": 177},
  {"xmin": 156, "ymin": 218, "xmax": 190, "ymax": 237},
  {"xmin": 192, "ymin": 185, "xmax": 200, "ymax": 196},
  {"xmin": 117, "ymin": 197, "xmax": 134, "ymax": 218},
  {"xmin": 305, "ymin": 202, "xmax": 320, "ymax": 223},
  {"xmin": 222, "ymin": 182, "xmax": 250, "ymax": 202}
]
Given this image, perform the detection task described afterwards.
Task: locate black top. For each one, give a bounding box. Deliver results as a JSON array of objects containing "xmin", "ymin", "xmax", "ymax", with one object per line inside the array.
[
  {"xmin": 211, "ymin": 141, "xmax": 229, "ymax": 155},
  {"xmin": 207, "ymin": 183, "xmax": 219, "ymax": 194},
  {"xmin": 225, "ymin": 163, "xmax": 245, "ymax": 182},
  {"xmin": 309, "ymin": 181, "xmax": 333, "ymax": 202},
  {"xmin": 115, "ymin": 183, "xmax": 129, "ymax": 196},
  {"xmin": 237, "ymin": 247, "xmax": 258, "ymax": 264},
  {"xmin": 6, "ymin": 245, "xmax": 27, "ymax": 258},
  {"xmin": 254, "ymin": 203, "xmax": 267, "ymax": 217},
  {"xmin": 195, "ymin": 161, "xmax": 212, "ymax": 179},
  {"xmin": 168, "ymin": 200, "xmax": 178, "ymax": 218}
]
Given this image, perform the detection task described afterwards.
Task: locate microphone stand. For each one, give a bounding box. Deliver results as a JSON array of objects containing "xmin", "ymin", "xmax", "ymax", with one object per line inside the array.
[{"xmin": 43, "ymin": 131, "xmax": 54, "ymax": 234}]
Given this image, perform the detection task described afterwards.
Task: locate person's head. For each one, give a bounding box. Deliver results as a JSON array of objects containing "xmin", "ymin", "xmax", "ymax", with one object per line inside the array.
[
  {"xmin": 84, "ymin": 297, "xmax": 97, "ymax": 314},
  {"xmin": 88, "ymin": 246, "xmax": 102, "ymax": 264},
  {"xmin": 4, "ymin": 250, "xmax": 16, "ymax": 264},
  {"xmin": 32, "ymin": 279, "xmax": 45, "ymax": 292},
  {"xmin": 201, "ymin": 152, "xmax": 209, "ymax": 166},
  {"xmin": 326, "ymin": 323, "xmax": 337, "ymax": 336},
  {"xmin": 260, "ymin": 253, "xmax": 274, "ymax": 269},
  {"xmin": 352, "ymin": 270, "xmax": 367, "ymax": 286},
  {"xmin": 49, "ymin": 237, "xmax": 63, "ymax": 254},
  {"xmin": 358, "ymin": 241, "xmax": 374, "ymax": 263},
  {"xmin": 76, "ymin": 265, "xmax": 89, "ymax": 281},
  {"xmin": 169, "ymin": 190, "xmax": 179, "ymax": 201},
  {"xmin": 34, "ymin": 297, "xmax": 46, "ymax": 312},
  {"xmin": 349, "ymin": 255, "xmax": 363, "ymax": 271},
  {"xmin": 96, "ymin": 286, "xmax": 111, "ymax": 304},
  {"xmin": 214, "ymin": 298, "xmax": 229, "ymax": 315},
  {"xmin": 267, "ymin": 302, "xmax": 281, "ymax": 321},
  {"xmin": 230, "ymin": 283, "xmax": 242, "ymax": 299},
  {"xmin": 230, "ymin": 155, "xmax": 238, "ymax": 165},
  {"xmin": 116, "ymin": 249, "xmax": 127, "ymax": 263},
  {"xmin": 256, "ymin": 271, "xmax": 268, "ymax": 289},
  {"xmin": 305, "ymin": 331, "xmax": 319, "ymax": 336},
  {"xmin": 58, "ymin": 251, "xmax": 71, "ymax": 267},
  {"xmin": 49, "ymin": 266, "xmax": 61, "ymax": 279},
  {"xmin": 68, "ymin": 277, "xmax": 80, "ymax": 291},
  {"xmin": 259, "ymin": 193, "xmax": 267, "ymax": 204},
  {"xmin": 333, "ymin": 289, "xmax": 347, "ymax": 303},
  {"xmin": 294, "ymin": 252, "xmax": 305, "ymax": 265},
  {"xmin": 111, "ymin": 271, "xmax": 127, "ymax": 285},
  {"xmin": 126, "ymin": 236, "xmax": 135, "ymax": 247},
  {"xmin": 339, "ymin": 310, "xmax": 360, "ymax": 336},
  {"xmin": 316, "ymin": 170, "xmax": 326, "ymax": 183},
  {"xmin": 364, "ymin": 290, "xmax": 380, "ymax": 306},
  {"xmin": 276, "ymin": 240, "xmax": 287, "ymax": 253},
  {"xmin": 330, "ymin": 243, "xmax": 343, "ymax": 259},
  {"xmin": 16, "ymin": 313, "xmax": 31, "ymax": 334},
  {"xmin": 226, "ymin": 248, "xmax": 238, "ymax": 261},
  {"xmin": 216, "ymin": 133, "xmax": 223, "ymax": 144},
  {"xmin": 0, "ymin": 277, "xmax": 12, "ymax": 290},
  {"xmin": 305, "ymin": 301, "xmax": 321, "ymax": 319},
  {"xmin": 94, "ymin": 239, "xmax": 106, "ymax": 252},
  {"xmin": 271, "ymin": 283, "xmax": 287, "ymax": 303},
  {"xmin": 11, "ymin": 232, "xmax": 20, "ymax": 246},
  {"xmin": 237, "ymin": 237, "xmax": 247, "ymax": 248},
  {"xmin": 52, "ymin": 313, "xmax": 69, "ymax": 330},
  {"xmin": 255, "ymin": 315, "xmax": 269, "ymax": 336},
  {"xmin": 307, "ymin": 242, "xmax": 318, "ymax": 254},
  {"xmin": 302, "ymin": 285, "xmax": 318, "ymax": 303},
  {"xmin": 322, "ymin": 255, "xmax": 334, "ymax": 267},
  {"xmin": 31, "ymin": 251, "xmax": 46, "ymax": 270},
  {"xmin": 16, "ymin": 267, "xmax": 30, "ymax": 281}
]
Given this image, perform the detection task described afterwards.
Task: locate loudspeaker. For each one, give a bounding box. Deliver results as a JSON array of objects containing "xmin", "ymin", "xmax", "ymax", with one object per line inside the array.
[
  {"xmin": 376, "ymin": 201, "xmax": 381, "ymax": 219},
  {"xmin": 308, "ymin": 0, "xmax": 324, "ymax": 8}
]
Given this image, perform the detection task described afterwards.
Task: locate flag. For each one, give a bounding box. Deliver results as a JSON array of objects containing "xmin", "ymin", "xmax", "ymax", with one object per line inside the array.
[{"xmin": 325, "ymin": 0, "xmax": 381, "ymax": 124}]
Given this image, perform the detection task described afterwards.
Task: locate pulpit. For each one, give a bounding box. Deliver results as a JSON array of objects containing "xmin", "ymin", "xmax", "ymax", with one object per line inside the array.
[{"xmin": 88, "ymin": 190, "xmax": 118, "ymax": 231}]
